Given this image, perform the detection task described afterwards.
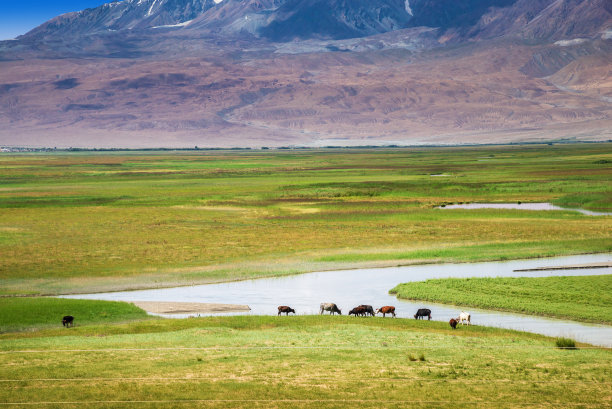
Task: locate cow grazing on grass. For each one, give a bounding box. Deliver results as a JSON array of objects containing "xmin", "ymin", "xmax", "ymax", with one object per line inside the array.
[
  {"xmin": 414, "ymin": 309, "xmax": 431, "ymax": 320},
  {"xmin": 349, "ymin": 306, "xmax": 367, "ymax": 317},
  {"xmin": 277, "ymin": 306, "xmax": 295, "ymax": 316},
  {"xmin": 320, "ymin": 303, "xmax": 342, "ymax": 315},
  {"xmin": 376, "ymin": 306, "xmax": 396, "ymax": 318},
  {"xmin": 458, "ymin": 311, "xmax": 471, "ymax": 325},
  {"xmin": 62, "ymin": 315, "xmax": 74, "ymax": 327},
  {"xmin": 449, "ymin": 318, "xmax": 458, "ymax": 329},
  {"xmin": 358, "ymin": 305, "xmax": 375, "ymax": 317}
]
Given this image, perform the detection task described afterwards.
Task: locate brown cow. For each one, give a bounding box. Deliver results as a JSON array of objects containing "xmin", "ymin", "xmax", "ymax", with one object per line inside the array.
[
  {"xmin": 375, "ymin": 306, "xmax": 396, "ymax": 318},
  {"xmin": 277, "ymin": 306, "xmax": 295, "ymax": 316},
  {"xmin": 349, "ymin": 306, "xmax": 367, "ymax": 317},
  {"xmin": 449, "ymin": 318, "xmax": 458, "ymax": 329},
  {"xmin": 358, "ymin": 305, "xmax": 375, "ymax": 317}
]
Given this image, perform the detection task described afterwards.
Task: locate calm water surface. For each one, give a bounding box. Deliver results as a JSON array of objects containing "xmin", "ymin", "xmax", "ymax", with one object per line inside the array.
[
  {"xmin": 65, "ymin": 254, "xmax": 612, "ymax": 347},
  {"xmin": 438, "ymin": 202, "xmax": 612, "ymax": 216}
]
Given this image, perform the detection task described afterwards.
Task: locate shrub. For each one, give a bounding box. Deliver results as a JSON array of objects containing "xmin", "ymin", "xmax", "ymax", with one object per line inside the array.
[{"xmin": 555, "ymin": 338, "xmax": 577, "ymax": 350}]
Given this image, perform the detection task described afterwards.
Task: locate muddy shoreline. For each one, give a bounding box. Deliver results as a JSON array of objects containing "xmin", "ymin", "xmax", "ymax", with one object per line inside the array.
[{"xmin": 131, "ymin": 301, "xmax": 250, "ymax": 314}]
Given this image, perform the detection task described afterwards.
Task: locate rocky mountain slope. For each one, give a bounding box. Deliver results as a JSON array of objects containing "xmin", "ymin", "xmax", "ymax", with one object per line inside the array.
[
  {"xmin": 0, "ymin": 0, "xmax": 610, "ymax": 148},
  {"xmin": 23, "ymin": 0, "xmax": 217, "ymax": 40}
]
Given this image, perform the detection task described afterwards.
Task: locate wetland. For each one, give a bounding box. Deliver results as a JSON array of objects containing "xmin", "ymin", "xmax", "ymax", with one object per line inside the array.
[{"xmin": 1, "ymin": 144, "xmax": 610, "ymax": 296}]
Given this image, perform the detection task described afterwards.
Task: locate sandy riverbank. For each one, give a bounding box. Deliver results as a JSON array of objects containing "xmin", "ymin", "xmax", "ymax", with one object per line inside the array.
[{"xmin": 131, "ymin": 301, "xmax": 250, "ymax": 314}]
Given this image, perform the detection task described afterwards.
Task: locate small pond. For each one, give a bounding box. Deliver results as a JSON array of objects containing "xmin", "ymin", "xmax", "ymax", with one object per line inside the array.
[
  {"xmin": 437, "ymin": 202, "xmax": 611, "ymax": 216},
  {"xmin": 64, "ymin": 254, "xmax": 612, "ymax": 347}
]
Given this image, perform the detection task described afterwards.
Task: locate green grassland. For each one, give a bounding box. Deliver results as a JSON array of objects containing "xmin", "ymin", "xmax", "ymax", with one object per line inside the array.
[
  {"xmin": 0, "ymin": 144, "xmax": 610, "ymax": 295},
  {"xmin": 391, "ymin": 275, "xmax": 612, "ymax": 324},
  {"xmin": 1, "ymin": 315, "xmax": 610, "ymax": 408},
  {"xmin": 0, "ymin": 298, "xmax": 150, "ymax": 333}
]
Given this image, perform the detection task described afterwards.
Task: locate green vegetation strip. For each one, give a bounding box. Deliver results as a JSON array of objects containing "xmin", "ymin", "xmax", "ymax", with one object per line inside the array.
[
  {"xmin": 0, "ymin": 298, "xmax": 150, "ymax": 333},
  {"xmin": 391, "ymin": 275, "xmax": 612, "ymax": 324},
  {"xmin": 0, "ymin": 315, "xmax": 610, "ymax": 408}
]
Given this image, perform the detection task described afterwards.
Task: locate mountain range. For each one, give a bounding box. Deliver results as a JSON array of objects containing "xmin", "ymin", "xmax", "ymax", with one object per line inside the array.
[{"xmin": 0, "ymin": 0, "xmax": 610, "ymax": 147}]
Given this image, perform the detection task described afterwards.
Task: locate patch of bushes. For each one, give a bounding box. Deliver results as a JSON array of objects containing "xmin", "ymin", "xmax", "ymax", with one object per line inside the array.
[{"xmin": 555, "ymin": 338, "xmax": 577, "ymax": 350}]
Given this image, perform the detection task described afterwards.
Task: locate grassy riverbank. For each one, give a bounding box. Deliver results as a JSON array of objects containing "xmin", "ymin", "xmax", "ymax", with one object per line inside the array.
[
  {"xmin": 1, "ymin": 144, "xmax": 610, "ymax": 295},
  {"xmin": 0, "ymin": 298, "xmax": 150, "ymax": 333},
  {"xmin": 390, "ymin": 275, "xmax": 612, "ymax": 324},
  {"xmin": 1, "ymin": 315, "xmax": 610, "ymax": 408}
]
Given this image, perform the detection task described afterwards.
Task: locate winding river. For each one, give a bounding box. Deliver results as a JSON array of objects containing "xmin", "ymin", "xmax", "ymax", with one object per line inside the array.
[{"xmin": 65, "ymin": 254, "xmax": 612, "ymax": 347}]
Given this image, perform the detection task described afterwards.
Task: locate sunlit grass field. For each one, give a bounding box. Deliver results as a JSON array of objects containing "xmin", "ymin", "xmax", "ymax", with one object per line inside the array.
[
  {"xmin": 0, "ymin": 298, "xmax": 150, "ymax": 333},
  {"xmin": 1, "ymin": 315, "xmax": 610, "ymax": 408},
  {"xmin": 1, "ymin": 144, "xmax": 610, "ymax": 295},
  {"xmin": 391, "ymin": 275, "xmax": 612, "ymax": 324}
]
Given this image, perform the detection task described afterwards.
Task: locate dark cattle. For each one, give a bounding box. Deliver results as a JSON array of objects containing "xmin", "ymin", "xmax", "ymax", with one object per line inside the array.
[
  {"xmin": 376, "ymin": 306, "xmax": 396, "ymax": 318},
  {"xmin": 349, "ymin": 306, "xmax": 367, "ymax": 317},
  {"xmin": 414, "ymin": 308, "xmax": 432, "ymax": 320},
  {"xmin": 449, "ymin": 318, "xmax": 458, "ymax": 329},
  {"xmin": 320, "ymin": 303, "xmax": 342, "ymax": 315},
  {"xmin": 277, "ymin": 306, "xmax": 295, "ymax": 316},
  {"xmin": 358, "ymin": 305, "xmax": 375, "ymax": 317},
  {"xmin": 62, "ymin": 315, "xmax": 74, "ymax": 327}
]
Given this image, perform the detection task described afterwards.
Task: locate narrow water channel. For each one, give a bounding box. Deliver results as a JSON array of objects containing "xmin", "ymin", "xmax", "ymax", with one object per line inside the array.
[
  {"xmin": 437, "ymin": 202, "xmax": 612, "ymax": 216},
  {"xmin": 64, "ymin": 254, "xmax": 612, "ymax": 347}
]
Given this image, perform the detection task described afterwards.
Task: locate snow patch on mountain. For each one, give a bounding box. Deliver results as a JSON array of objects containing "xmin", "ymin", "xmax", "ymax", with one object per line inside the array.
[
  {"xmin": 153, "ymin": 19, "xmax": 194, "ymax": 29},
  {"xmin": 554, "ymin": 38, "xmax": 587, "ymax": 46},
  {"xmin": 404, "ymin": 0, "xmax": 413, "ymax": 16},
  {"xmin": 147, "ymin": 0, "xmax": 160, "ymax": 17}
]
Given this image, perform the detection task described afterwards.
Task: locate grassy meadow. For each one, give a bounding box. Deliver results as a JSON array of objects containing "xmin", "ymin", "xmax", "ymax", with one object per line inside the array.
[
  {"xmin": 0, "ymin": 143, "xmax": 610, "ymax": 295},
  {"xmin": 391, "ymin": 275, "xmax": 612, "ymax": 324},
  {"xmin": 1, "ymin": 315, "xmax": 611, "ymax": 408},
  {"xmin": 0, "ymin": 298, "xmax": 150, "ymax": 333}
]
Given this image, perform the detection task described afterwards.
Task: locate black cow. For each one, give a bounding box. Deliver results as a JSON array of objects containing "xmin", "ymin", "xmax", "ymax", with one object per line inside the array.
[
  {"xmin": 278, "ymin": 306, "xmax": 296, "ymax": 316},
  {"xmin": 62, "ymin": 315, "xmax": 74, "ymax": 327},
  {"xmin": 414, "ymin": 309, "xmax": 431, "ymax": 320},
  {"xmin": 358, "ymin": 305, "xmax": 375, "ymax": 317}
]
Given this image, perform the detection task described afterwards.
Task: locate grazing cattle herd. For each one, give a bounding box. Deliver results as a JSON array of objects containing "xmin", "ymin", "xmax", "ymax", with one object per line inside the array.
[
  {"xmin": 61, "ymin": 305, "xmax": 472, "ymax": 328},
  {"xmin": 277, "ymin": 304, "xmax": 472, "ymax": 329}
]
